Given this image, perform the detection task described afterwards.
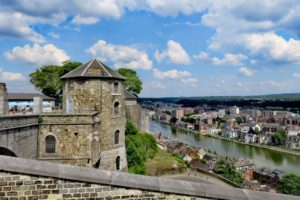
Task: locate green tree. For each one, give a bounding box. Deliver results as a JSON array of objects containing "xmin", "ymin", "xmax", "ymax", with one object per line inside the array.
[
  {"xmin": 272, "ymin": 130, "xmax": 287, "ymax": 146},
  {"xmin": 181, "ymin": 116, "xmax": 196, "ymax": 124},
  {"xmin": 214, "ymin": 160, "xmax": 243, "ymax": 185},
  {"xmin": 164, "ymin": 110, "xmax": 171, "ymax": 115},
  {"xmin": 125, "ymin": 122, "xmax": 158, "ymax": 175},
  {"xmin": 125, "ymin": 121, "xmax": 139, "ymax": 135},
  {"xmin": 117, "ymin": 68, "xmax": 142, "ymax": 95},
  {"xmin": 278, "ymin": 174, "xmax": 300, "ymax": 196},
  {"xmin": 29, "ymin": 61, "xmax": 81, "ymax": 98},
  {"xmin": 235, "ymin": 117, "xmax": 242, "ymax": 124}
]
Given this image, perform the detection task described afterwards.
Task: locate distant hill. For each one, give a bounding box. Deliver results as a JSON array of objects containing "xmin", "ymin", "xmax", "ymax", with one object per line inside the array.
[{"xmin": 140, "ymin": 93, "xmax": 300, "ymax": 102}]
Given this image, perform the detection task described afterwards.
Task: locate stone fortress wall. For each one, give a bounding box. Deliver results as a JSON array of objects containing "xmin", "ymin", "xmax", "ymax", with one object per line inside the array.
[
  {"xmin": 0, "ymin": 155, "xmax": 297, "ymax": 200},
  {"xmin": 0, "ymin": 115, "xmax": 39, "ymax": 159},
  {"xmin": 39, "ymin": 113, "xmax": 99, "ymax": 167},
  {"xmin": 126, "ymin": 104, "xmax": 150, "ymax": 132}
]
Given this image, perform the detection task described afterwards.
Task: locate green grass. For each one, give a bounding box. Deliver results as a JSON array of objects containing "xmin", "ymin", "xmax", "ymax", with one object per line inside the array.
[{"xmin": 146, "ymin": 148, "xmax": 186, "ymax": 176}]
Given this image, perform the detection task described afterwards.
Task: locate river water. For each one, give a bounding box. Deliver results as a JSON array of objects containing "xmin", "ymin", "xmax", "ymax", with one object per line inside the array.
[{"xmin": 149, "ymin": 120, "xmax": 300, "ymax": 175}]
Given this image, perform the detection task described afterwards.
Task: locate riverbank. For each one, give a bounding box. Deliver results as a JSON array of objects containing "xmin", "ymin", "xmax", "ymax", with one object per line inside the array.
[
  {"xmin": 158, "ymin": 120, "xmax": 300, "ymax": 156},
  {"xmin": 150, "ymin": 120, "xmax": 300, "ymax": 175},
  {"xmin": 208, "ymin": 134, "xmax": 300, "ymax": 156}
]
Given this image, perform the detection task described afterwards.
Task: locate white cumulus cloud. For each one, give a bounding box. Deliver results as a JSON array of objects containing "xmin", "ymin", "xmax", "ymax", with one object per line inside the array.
[
  {"xmin": 153, "ymin": 68, "xmax": 191, "ymax": 79},
  {"xmin": 200, "ymin": 0, "xmax": 300, "ymax": 66},
  {"xmin": 4, "ymin": 43, "xmax": 70, "ymax": 66},
  {"xmin": 0, "ymin": 68, "xmax": 25, "ymax": 81},
  {"xmin": 193, "ymin": 51, "xmax": 210, "ymax": 62},
  {"xmin": 212, "ymin": 53, "xmax": 247, "ymax": 65},
  {"xmin": 181, "ymin": 78, "xmax": 198, "ymax": 87},
  {"xmin": 86, "ymin": 40, "xmax": 152, "ymax": 70},
  {"xmin": 0, "ymin": 0, "xmax": 212, "ymax": 42},
  {"xmin": 146, "ymin": 0, "xmax": 211, "ymax": 17},
  {"xmin": 0, "ymin": 11, "xmax": 45, "ymax": 43},
  {"xmin": 154, "ymin": 40, "xmax": 191, "ymax": 65},
  {"xmin": 71, "ymin": 15, "xmax": 99, "ymax": 25},
  {"xmin": 239, "ymin": 66, "xmax": 254, "ymax": 77},
  {"xmin": 241, "ymin": 32, "xmax": 300, "ymax": 64}
]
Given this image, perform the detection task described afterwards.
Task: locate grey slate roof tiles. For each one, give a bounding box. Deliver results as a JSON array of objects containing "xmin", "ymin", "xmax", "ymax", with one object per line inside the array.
[
  {"xmin": 61, "ymin": 59, "xmax": 126, "ymax": 80},
  {"xmin": 8, "ymin": 93, "xmax": 54, "ymax": 101}
]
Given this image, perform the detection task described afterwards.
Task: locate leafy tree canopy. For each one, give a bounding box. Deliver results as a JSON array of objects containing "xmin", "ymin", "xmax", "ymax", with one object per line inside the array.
[
  {"xmin": 278, "ymin": 173, "xmax": 300, "ymax": 196},
  {"xmin": 235, "ymin": 117, "xmax": 243, "ymax": 124},
  {"xmin": 213, "ymin": 160, "xmax": 243, "ymax": 185},
  {"xmin": 272, "ymin": 130, "xmax": 287, "ymax": 146},
  {"xmin": 117, "ymin": 68, "xmax": 142, "ymax": 95},
  {"xmin": 181, "ymin": 116, "xmax": 196, "ymax": 124},
  {"xmin": 125, "ymin": 121, "xmax": 158, "ymax": 174},
  {"xmin": 29, "ymin": 61, "xmax": 81, "ymax": 98},
  {"xmin": 125, "ymin": 121, "xmax": 139, "ymax": 135}
]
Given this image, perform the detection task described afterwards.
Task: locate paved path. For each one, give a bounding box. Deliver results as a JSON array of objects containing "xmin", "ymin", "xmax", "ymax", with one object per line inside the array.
[{"xmin": 161, "ymin": 169, "xmax": 233, "ymax": 188}]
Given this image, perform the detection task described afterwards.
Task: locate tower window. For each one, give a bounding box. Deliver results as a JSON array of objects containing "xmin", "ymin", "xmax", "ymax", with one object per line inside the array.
[
  {"xmin": 113, "ymin": 82, "xmax": 119, "ymax": 94},
  {"xmin": 114, "ymin": 101, "xmax": 119, "ymax": 115},
  {"xmin": 45, "ymin": 135, "xmax": 56, "ymax": 153},
  {"xmin": 116, "ymin": 156, "xmax": 120, "ymax": 170},
  {"xmin": 114, "ymin": 130, "xmax": 120, "ymax": 144}
]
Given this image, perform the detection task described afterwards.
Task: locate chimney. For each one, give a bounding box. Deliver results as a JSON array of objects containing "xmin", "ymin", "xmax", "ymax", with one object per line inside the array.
[{"xmin": 0, "ymin": 83, "xmax": 8, "ymax": 116}]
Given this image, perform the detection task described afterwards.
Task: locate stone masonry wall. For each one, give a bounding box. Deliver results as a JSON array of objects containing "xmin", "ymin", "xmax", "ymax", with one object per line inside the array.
[
  {"xmin": 98, "ymin": 80, "xmax": 127, "ymax": 171},
  {"xmin": 0, "ymin": 115, "xmax": 38, "ymax": 131},
  {"xmin": 0, "ymin": 156, "xmax": 296, "ymax": 200},
  {"xmin": 0, "ymin": 115, "xmax": 39, "ymax": 159},
  {"xmin": 39, "ymin": 113, "xmax": 99, "ymax": 167},
  {"xmin": 125, "ymin": 105, "xmax": 150, "ymax": 133},
  {"xmin": 0, "ymin": 171, "xmax": 206, "ymax": 200},
  {"xmin": 62, "ymin": 78, "xmax": 127, "ymax": 171},
  {"xmin": 0, "ymin": 83, "xmax": 8, "ymax": 116}
]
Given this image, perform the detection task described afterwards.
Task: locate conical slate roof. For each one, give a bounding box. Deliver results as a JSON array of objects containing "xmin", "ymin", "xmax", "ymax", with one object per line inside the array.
[{"xmin": 61, "ymin": 59, "xmax": 126, "ymax": 80}]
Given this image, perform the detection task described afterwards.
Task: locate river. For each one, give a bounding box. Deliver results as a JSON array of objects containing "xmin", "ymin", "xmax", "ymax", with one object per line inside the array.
[{"xmin": 149, "ymin": 120, "xmax": 300, "ymax": 175}]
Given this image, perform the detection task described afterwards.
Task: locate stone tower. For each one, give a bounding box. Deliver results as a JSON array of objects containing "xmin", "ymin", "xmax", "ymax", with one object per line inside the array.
[
  {"xmin": 60, "ymin": 59, "xmax": 127, "ymax": 171},
  {"xmin": 0, "ymin": 83, "xmax": 8, "ymax": 116}
]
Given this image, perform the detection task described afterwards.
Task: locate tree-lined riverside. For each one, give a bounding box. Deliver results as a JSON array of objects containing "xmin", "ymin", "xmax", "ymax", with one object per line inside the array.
[{"xmin": 149, "ymin": 120, "xmax": 300, "ymax": 175}]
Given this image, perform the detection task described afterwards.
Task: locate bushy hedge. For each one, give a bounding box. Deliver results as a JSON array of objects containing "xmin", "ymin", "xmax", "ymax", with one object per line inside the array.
[{"xmin": 125, "ymin": 121, "xmax": 158, "ymax": 174}]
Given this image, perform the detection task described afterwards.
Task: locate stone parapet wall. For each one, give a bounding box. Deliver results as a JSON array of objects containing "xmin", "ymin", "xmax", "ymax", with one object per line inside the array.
[
  {"xmin": 0, "ymin": 115, "xmax": 39, "ymax": 159},
  {"xmin": 0, "ymin": 172, "xmax": 204, "ymax": 200},
  {"xmin": 0, "ymin": 156, "xmax": 297, "ymax": 200},
  {"xmin": 0, "ymin": 115, "xmax": 39, "ymax": 131}
]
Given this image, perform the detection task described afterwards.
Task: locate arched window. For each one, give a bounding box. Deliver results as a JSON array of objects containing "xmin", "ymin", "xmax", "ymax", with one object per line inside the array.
[
  {"xmin": 113, "ymin": 82, "xmax": 119, "ymax": 94},
  {"xmin": 66, "ymin": 96, "xmax": 73, "ymax": 113},
  {"xmin": 116, "ymin": 156, "xmax": 120, "ymax": 170},
  {"xmin": 114, "ymin": 130, "xmax": 120, "ymax": 144},
  {"xmin": 45, "ymin": 135, "xmax": 56, "ymax": 153},
  {"xmin": 114, "ymin": 102, "xmax": 119, "ymax": 115}
]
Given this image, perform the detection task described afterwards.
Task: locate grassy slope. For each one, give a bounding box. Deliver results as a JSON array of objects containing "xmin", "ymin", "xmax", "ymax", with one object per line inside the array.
[{"xmin": 146, "ymin": 148, "xmax": 186, "ymax": 176}]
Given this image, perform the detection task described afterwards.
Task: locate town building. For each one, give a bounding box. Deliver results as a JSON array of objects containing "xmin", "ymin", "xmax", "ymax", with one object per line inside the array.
[
  {"xmin": 230, "ymin": 106, "xmax": 240, "ymax": 115},
  {"xmin": 171, "ymin": 108, "xmax": 184, "ymax": 120},
  {"xmin": 7, "ymin": 93, "xmax": 54, "ymax": 113}
]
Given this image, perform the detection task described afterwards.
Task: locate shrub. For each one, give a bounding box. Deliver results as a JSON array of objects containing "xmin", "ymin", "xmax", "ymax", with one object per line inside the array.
[{"xmin": 125, "ymin": 123, "xmax": 158, "ymax": 175}]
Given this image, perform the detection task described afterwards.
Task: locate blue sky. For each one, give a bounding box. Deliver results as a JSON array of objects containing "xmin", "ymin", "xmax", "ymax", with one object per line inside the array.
[{"xmin": 1, "ymin": 0, "xmax": 300, "ymax": 97}]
